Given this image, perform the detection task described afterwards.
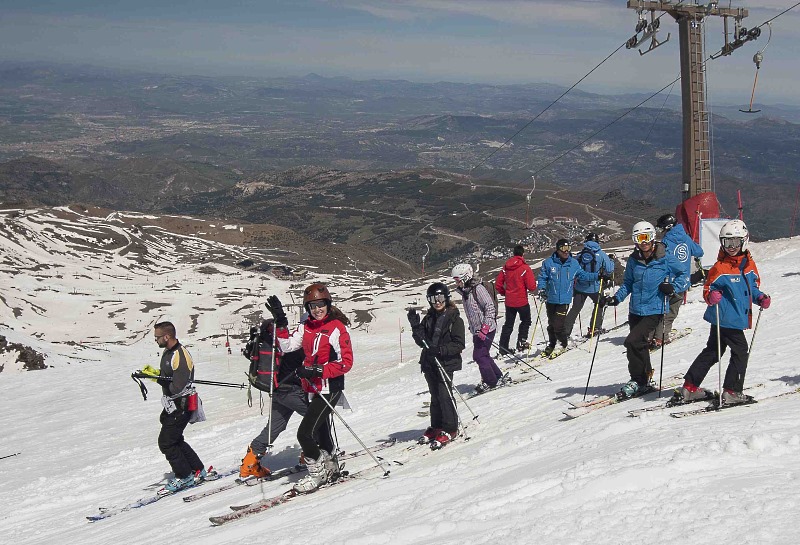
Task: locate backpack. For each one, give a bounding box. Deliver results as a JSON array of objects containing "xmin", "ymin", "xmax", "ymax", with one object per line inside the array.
[
  {"xmin": 578, "ymin": 247, "xmax": 599, "ymax": 273},
  {"xmin": 247, "ymin": 341, "xmax": 276, "ymax": 392},
  {"xmin": 479, "ymin": 279, "xmax": 499, "ymax": 314}
]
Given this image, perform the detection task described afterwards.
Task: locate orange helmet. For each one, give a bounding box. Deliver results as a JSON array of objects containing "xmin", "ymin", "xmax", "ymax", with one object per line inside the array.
[{"xmin": 303, "ymin": 282, "xmax": 332, "ymax": 311}]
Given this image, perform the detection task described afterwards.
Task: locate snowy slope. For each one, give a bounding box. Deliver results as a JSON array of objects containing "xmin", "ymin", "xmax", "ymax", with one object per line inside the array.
[{"xmin": 1, "ymin": 208, "xmax": 799, "ymax": 545}]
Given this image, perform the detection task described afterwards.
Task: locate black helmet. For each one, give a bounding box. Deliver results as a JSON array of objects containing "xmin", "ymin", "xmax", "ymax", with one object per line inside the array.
[
  {"xmin": 426, "ymin": 282, "xmax": 450, "ymax": 306},
  {"xmin": 585, "ymin": 232, "xmax": 599, "ymax": 243},
  {"xmin": 656, "ymin": 214, "xmax": 677, "ymax": 231}
]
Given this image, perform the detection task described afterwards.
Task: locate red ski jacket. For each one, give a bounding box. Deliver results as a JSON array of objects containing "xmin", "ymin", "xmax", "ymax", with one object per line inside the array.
[
  {"xmin": 277, "ymin": 315, "xmax": 353, "ymax": 395},
  {"xmin": 495, "ymin": 256, "xmax": 536, "ymax": 308}
]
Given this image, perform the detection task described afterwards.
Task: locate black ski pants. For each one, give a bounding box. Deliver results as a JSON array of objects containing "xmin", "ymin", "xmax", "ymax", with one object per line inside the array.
[
  {"xmin": 685, "ymin": 326, "xmax": 749, "ymax": 392},
  {"xmin": 251, "ymin": 386, "xmax": 309, "ymax": 454},
  {"xmin": 564, "ymin": 291, "xmax": 603, "ymax": 337},
  {"xmin": 499, "ymin": 304, "xmax": 532, "ymax": 350},
  {"xmin": 296, "ymin": 391, "xmax": 339, "ymax": 461},
  {"xmin": 158, "ymin": 409, "xmax": 204, "ymax": 479},
  {"xmin": 546, "ymin": 303, "xmax": 569, "ymax": 348},
  {"xmin": 624, "ymin": 314, "xmax": 662, "ymax": 388},
  {"xmin": 424, "ymin": 368, "xmax": 458, "ymax": 434}
]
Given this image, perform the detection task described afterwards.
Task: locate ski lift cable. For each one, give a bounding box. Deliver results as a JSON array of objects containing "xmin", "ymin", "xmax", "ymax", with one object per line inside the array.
[
  {"xmin": 528, "ymin": 76, "xmax": 682, "ymax": 179},
  {"xmin": 622, "ymin": 79, "xmax": 677, "ymax": 187},
  {"xmin": 468, "ymin": 42, "xmax": 626, "ymax": 177},
  {"xmin": 467, "ymin": 9, "xmax": 679, "ymax": 177},
  {"xmin": 758, "ymin": 1, "xmax": 800, "ymax": 28}
]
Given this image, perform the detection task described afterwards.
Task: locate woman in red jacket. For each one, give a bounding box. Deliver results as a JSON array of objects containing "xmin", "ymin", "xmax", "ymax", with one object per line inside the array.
[{"xmin": 266, "ymin": 282, "xmax": 353, "ymax": 493}]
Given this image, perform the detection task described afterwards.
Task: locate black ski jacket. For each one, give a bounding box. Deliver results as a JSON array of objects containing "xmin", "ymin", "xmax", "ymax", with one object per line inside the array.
[{"xmin": 411, "ymin": 304, "xmax": 465, "ymax": 375}]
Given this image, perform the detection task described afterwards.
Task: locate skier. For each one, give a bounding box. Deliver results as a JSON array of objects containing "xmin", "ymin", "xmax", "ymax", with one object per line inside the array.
[
  {"xmin": 407, "ymin": 282, "xmax": 466, "ymax": 448},
  {"xmin": 153, "ymin": 321, "xmax": 206, "ymax": 493},
  {"xmin": 563, "ymin": 233, "xmax": 615, "ymax": 339},
  {"xmin": 266, "ymin": 282, "xmax": 353, "ymax": 493},
  {"xmin": 452, "ymin": 263, "xmax": 506, "ymax": 394},
  {"xmin": 536, "ymin": 239, "xmax": 600, "ymax": 358},
  {"xmin": 652, "ymin": 213, "xmax": 704, "ymax": 348},
  {"xmin": 603, "ymin": 222, "xmax": 687, "ymax": 398},
  {"xmin": 494, "ymin": 244, "xmax": 537, "ymax": 355},
  {"xmin": 239, "ymin": 319, "xmax": 308, "ymax": 479},
  {"xmin": 674, "ymin": 219, "xmax": 770, "ymax": 405}
]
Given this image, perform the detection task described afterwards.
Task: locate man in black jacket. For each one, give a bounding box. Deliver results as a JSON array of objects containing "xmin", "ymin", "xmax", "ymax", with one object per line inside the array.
[{"xmin": 155, "ymin": 321, "xmax": 205, "ymax": 493}]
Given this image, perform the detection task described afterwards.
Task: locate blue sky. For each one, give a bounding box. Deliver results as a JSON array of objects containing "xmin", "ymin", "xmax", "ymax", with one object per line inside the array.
[{"xmin": 1, "ymin": 1, "xmax": 798, "ymax": 103}]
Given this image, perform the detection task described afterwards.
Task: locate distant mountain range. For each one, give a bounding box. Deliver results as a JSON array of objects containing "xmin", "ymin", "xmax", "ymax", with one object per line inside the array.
[{"xmin": 0, "ymin": 61, "xmax": 797, "ymax": 258}]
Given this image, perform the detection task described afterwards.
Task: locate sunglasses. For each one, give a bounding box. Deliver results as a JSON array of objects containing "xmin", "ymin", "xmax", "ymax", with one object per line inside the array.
[
  {"xmin": 307, "ymin": 300, "xmax": 327, "ymax": 309},
  {"xmin": 557, "ymin": 244, "xmax": 571, "ymax": 252},
  {"xmin": 633, "ymin": 232, "xmax": 654, "ymax": 245},
  {"xmin": 427, "ymin": 294, "xmax": 447, "ymax": 305},
  {"xmin": 721, "ymin": 237, "xmax": 743, "ymax": 249}
]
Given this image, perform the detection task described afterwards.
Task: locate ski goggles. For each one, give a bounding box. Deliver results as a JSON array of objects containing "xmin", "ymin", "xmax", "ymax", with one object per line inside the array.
[
  {"xmin": 427, "ymin": 294, "xmax": 447, "ymax": 305},
  {"xmin": 721, "ymin": 237, "xmax": 744, "ymax": 249},
  {"xmin": 307, "ymin": 300, "xmax": 327, "ymax": 309},
  {"xmin": 633, "ymin": 232, "xmax": 654, "ymax": 245},
  {"xmin": 557, "ymin": 243, "xmax": 571, "ymax": 252}
]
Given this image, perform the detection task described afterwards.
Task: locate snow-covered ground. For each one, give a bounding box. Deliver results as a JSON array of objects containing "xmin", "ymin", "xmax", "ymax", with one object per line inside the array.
[{"xmin": 2, "ymin": 208, "xmax": 799, "ymax": 544}]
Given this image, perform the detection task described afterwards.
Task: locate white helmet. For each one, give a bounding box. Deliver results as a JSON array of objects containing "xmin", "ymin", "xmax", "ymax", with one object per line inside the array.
[
  {"xmin": 451, "ymin": 263, "xmax": 473, "ymax": 283},
  {"xmin": 719, "ymin": 219, "xmax": 749, "ymax": 251},
  {"xmin": 631, "ymin": 221, "xmax": 656, "ymax": 245}
]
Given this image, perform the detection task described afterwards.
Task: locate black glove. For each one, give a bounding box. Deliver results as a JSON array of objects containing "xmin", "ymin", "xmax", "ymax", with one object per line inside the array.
[
  {"xmin": 407, "ymin": 309, "xmax": 420, "ymax": 328},
  {"xmin": 658, "ymin": 281, "xmax": 675, "ymax": 296},
  {"xmin": 603, "ymin": 295, "xmax": 620, "ymax": 307},
  {"xmin": 599, "ymin": 272, "xmax": 613, "ymax": 282},
  {"xmin": 265, "ymin": 295, "xmax": 288, "ymax": 328},
  {"xmin": 296, "ymin": 365, "xmax": 323, "ymax": 380},
  {"xmin": 537, "ymin": 289, "xmax": 547, "ymax": 301}
]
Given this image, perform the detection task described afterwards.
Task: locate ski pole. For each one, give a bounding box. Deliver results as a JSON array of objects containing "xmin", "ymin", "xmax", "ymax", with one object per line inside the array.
[
  {"xmin": 528, "ymin": 295, "xmax": 546, "ymax": 359},
  {"xmin": 131, "ymin": 373, "xmax": 247, "ymax": 401},
  {"xmin": 491, "ymin": 340, "xmax": 551, "ymax": 381},
  {"xmin": 0, "ymin": 452, "xmax": 20, "ymax": 461},
  {"xmin": 304, "ymin": 379, "xmax": 391, "ymax": 477},
  {"xmin": 658, "ymin": 291, "xmax": 668, "ymax": 398},
  {"xmin": 422, "ymin": 340, "xmax": 480, "ymax": 422},
  {"xmin": 582, "ymin": 306, "xmax": 608, "ymax": 401},
  {"xmin": 716, "ymin": 303, "xmax": 723, "ymax": 406},
  {"xmin": 265, "ymin": 332, "xmax": 277, "ymax": 454},
  {"xmin": 587, "ymin": 277, "xmax": 605, "ymax": 354},
  {"xmin": 421, "ymin": 340, "xmax": 473, "ymax": 439},
  {"xmin": 748, "ymin": 306, "xmax": 763, "ymax": 355}
]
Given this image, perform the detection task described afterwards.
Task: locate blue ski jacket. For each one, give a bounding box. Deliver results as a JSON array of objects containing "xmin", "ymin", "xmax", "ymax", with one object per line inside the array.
[
  {"xmin": 613, "ymin": 242, "xmax": 688, "ymax": 317},
  {"xmin": 662, "ymin": 224, "xmax": 703, "ymax": 286},
  {"xmin": 573, "ymin": 241, "xmax": 615, "ymax": 294},
  {"xmin": 702, "ymin": 249, "xmax": 764, "ymax": 330},
  {"xmin": 537, "ymin": 253, "xmax": 599, "ymax": 305}
]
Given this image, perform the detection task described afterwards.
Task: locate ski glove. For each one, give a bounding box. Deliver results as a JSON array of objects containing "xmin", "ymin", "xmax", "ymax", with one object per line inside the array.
[
  {"xmin": 707, "ymin": 290, "xmax": 722, "ymax": 306},
  {"xmin": 141, "ymin": 364, "xmax": 161, "ymax": 382},
  {"xmin": 296, "ymin": 365, "xmax": 323, "ymax": 380},
  {"xmin": 757, "ymin": 294, "xmax": 771, "ymax": 309},
  {"xmin": 603, "ymin": 295, "xmax": 620, "ymax": 307},
  {"xmin": 599, "ymin": 272, "xmax": 614, "ymax": 282},
  {"xmin": 537, "ymin": 289, "xmax": 547, "ymax": 302},
  {"xmin": 265, "ymin": 295, "xmax": 288, "ymax": 328},
  {"xmin": 658, "ymin": 281, "xmax": 674, "ymax": 296},
  {"xmin": 477, "ymin": 324, "xmax": 490, "ymax": 341},
  {"xmin": 407, "ymin": 309, "xmax": 420, "ymax": 328}
]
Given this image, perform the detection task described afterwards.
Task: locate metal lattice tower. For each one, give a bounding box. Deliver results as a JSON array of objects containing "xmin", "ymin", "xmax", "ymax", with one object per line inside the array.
[{"xmin": 627, "ymin": 1, "xmax": 749, "ymax": 201}]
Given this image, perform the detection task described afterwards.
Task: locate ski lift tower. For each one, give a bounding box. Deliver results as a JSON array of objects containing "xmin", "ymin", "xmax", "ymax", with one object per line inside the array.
[{"xmin": 626, "ymin": 1, "xmax": 749, "ymax": 201}]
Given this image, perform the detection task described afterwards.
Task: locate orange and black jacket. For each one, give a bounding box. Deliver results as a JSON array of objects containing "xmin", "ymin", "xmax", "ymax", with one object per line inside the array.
[{"xmin": 702, "ymin": 249, "xmax": 764, "ymax": 330}]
